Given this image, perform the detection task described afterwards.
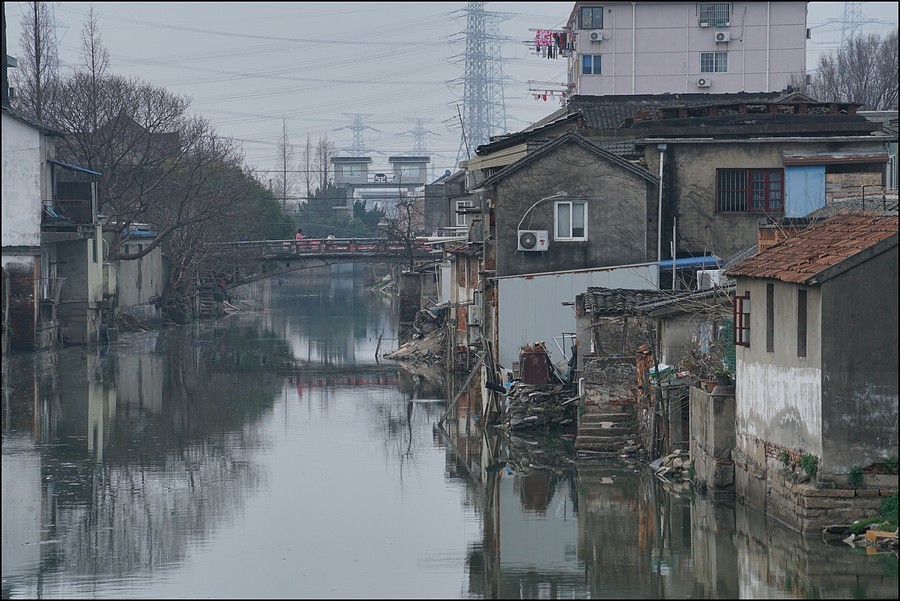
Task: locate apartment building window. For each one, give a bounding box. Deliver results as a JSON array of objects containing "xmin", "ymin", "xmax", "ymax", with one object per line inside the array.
[
  {"xmin": 716, "ymin": 168, "xmax": 784, "ymax": 213},
  {"xmin": 580, "ymin": 6, "xmax": 603, "ymax": 29},
  {"xmin": 700, "ymin": 51, "xmax": 728, "ymax": 73},
  {"xmin": 698, "ymin": 3, "xmax": 730, "ymax": 26},
  {"xmin": 582, "ymin": 55, "xmax": 602, "ymax": 75},
  {"xmin": 555, "ymin": 200, "xmax": 587, "ymax": 240},
  {"xmin": 734, "ymin": 292, "xmax": 750, "ymax": 347},
  {"xmin": 797, "ymin": 289, "xmax": 807, "ymax": 358}
]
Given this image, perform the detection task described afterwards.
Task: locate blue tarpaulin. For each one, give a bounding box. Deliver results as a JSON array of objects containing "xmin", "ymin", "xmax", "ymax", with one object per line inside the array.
[{"xmin": 656, "ymin": 256, "xmax": 722, "ymax": 270}]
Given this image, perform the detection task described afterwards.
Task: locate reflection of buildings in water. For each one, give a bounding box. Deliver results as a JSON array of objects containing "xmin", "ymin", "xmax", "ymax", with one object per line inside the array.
[{"xmin": 1, "ymin": 334, "xmax": 272, "ymax": 589}]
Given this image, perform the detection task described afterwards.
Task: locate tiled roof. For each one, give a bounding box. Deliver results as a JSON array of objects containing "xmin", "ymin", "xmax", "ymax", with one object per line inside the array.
[
  {"xmin": 806, "ymin": 195, "xmax": 899, "ymax": 220},
  {"xmin": 725, "ymin": 212, "xmax": 898, "ymax": 284},
  {"xmin": 583, "ymin": 288, "xmax": 672, "ymax": 315}
]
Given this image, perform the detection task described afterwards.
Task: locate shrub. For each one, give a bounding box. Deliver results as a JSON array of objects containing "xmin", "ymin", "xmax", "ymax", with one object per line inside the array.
[
  {"xmin": 779, "ymin": 450, "xmax": 790, "ymax": 467},
  {"xmin": 884, "ymin": 457, "xmax": 898, "ymax": 474},
  {"xmin": 799, "ymin": 453, "xmax": 818, "ymax": 479},
  {"xmin": 848, "ymin": 465, "xmax": 864, "ymax": 489}
]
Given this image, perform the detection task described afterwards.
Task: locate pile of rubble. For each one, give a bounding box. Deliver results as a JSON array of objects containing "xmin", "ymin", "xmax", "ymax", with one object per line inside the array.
[
  {"xmin": 650, "ymin": 449, "xmax": 691, "ymax": 479},
  {"xmin": 504, "ymin": 383, "xmax": 577, "ymax": 431},
  {"xmin": 823, "ymin": 525, "xmax": 899, "ymax": 553}
]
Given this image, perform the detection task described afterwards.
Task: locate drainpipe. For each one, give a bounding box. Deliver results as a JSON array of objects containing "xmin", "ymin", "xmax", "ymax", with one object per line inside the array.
[
  {"xmin": 657, "ymin": 144, "xmax": 667, "ymax": 263},
  {"xmin": 765, "ymin": 2, "xmax": 771, "ymax": 91},
  {"xmin": 631, "ymin": 2, "xmax": 637, "ymax": 94}
]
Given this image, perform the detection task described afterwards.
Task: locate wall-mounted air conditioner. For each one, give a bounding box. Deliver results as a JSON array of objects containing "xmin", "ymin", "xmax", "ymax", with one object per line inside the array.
[
  {"xmin": 589, "ymin": 31, "xmax": 603, "ymax": 42},
  {"xmin": 697, "ymin": 77, "xmax": 711, "ymax": 88},
  {"xmin": 715, "ymin": 31, "xmax": 731, "ymax": 43},
  {"xmin": 517, "ymin": 230, "xmax": 549, "ymax": 252}
]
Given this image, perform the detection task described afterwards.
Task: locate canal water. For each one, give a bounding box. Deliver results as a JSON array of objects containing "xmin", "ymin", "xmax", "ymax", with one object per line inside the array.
[{"xmin": 2, "ymin": 273, "xmax": 897, "ymax": 599}]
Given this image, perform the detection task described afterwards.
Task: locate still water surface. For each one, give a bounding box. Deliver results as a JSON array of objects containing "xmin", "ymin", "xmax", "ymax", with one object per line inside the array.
[{"xmin": 2, "ymin": 274, "xmax": 897, "ymax": 599}]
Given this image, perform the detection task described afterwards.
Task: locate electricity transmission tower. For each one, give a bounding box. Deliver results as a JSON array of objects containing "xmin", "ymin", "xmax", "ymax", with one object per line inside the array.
[
  {"xmin": 839, "ymin": 2, "xmax": 880, "ymax": 45},
  {"xmin": 400, "ymin": 118, "xmax": 439, "ymax": 155},
  {"xmin": 453, "ymin": 2, "xmax": 511, "ymax": 166},
  {"xmin": 335, "ymin": 113, "xmax": 379, "ymax": 156}
]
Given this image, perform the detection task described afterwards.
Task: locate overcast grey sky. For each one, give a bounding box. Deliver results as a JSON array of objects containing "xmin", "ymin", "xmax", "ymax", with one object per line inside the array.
[{"xmin": 5, "ymin": 2, "xmax": 898, "ymax": 178}]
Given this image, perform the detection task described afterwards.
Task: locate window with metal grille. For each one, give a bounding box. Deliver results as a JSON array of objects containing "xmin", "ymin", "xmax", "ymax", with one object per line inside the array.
[
  {"xmin": 580, "ymin": 6, "xmax": 603, "ymax": 29},
  {"xmin": 716, "ymin": 168, "xmax": 783, "ymax": 213},
  {"xmin": 582, "ymin": 54, "xmax": 602, "ymax": 75},
  {"xmin": 734, "ymin": 292, "xmax": 750, "ymax": 347},
  {"xmin": 699, "ymin": 3, "xmax": 730, "ymax": 26},
  {"xmin": 700, "ymin": 51, "xmax": 728, "ymax": 73}
]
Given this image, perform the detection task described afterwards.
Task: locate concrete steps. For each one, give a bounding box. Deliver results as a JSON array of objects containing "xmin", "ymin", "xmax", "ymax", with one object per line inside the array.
[{"xmin": 575, "ymin": 404, "xmax": 637, "ymax": 455}]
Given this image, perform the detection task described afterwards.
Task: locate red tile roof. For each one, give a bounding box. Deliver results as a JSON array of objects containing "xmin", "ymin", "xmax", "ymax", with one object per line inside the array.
[{"xmin": 724, "ymin": 212, "xmax": 898, "ymax": 284}]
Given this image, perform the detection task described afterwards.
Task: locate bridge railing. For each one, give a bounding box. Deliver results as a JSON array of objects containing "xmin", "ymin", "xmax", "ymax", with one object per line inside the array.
[{"xmin": 209, "ymin": 238, "xmax": 431, "ymax": 257}]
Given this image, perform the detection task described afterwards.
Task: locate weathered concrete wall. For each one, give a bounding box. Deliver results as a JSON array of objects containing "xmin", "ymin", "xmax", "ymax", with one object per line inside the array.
[
  {"xmin": 820, "ymin": 245, "xmax": 899, "ymax": 476},
  {"xmin": 493, "ymin": 140, "xmax": 655, "ymax": 277},
  {"xmin": 643, "ymin": 140, "xmax": 889, "ymax": 260},
  {"xmin": 690, "ymin": 386, "xmax": 735, "ymax": 495},
  {"xmin": 114, "ymin": 244, "xmax": 164, "ymax": 323},
  {"xmin": 1, "ymin": 114, "xmax": 44, "ymax": 248},
  {"xmin": 734, "ymin": 278, "xmax": 824, "ymax": 456}
]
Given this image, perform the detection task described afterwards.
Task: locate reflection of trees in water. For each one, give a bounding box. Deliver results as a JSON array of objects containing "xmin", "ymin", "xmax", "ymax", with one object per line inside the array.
[
  {"xmin": 268, "ymin": 276, "xmax": 395, "ymax": 366},
  {"xmin": 34, "ymin": 325, "xmax": 282, "ymax": 579}
]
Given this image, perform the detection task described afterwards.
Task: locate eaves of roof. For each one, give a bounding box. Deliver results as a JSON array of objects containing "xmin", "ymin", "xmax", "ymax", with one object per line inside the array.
[
  {"xmin": 2, "ymin": 106, "xmax": 64, "ymax": 136},
  {"xmin": 480, "ymin": 131, "xmax": 656, "ymax": 189}
]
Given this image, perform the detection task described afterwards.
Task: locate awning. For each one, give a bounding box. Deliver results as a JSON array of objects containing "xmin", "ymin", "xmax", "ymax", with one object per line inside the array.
[
  {"xmin": 656, "ymin": 256, "xmax": 722, "ymax": 270},
  {"xmin": 49, "ymin": 159, "xmax": 102, "ymax": 176}
]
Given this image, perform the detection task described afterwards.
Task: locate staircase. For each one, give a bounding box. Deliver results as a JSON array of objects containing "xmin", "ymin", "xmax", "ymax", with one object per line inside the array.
[{"xmin": 574, "ymin": 402, "xmax": 638, "ymax": 457}]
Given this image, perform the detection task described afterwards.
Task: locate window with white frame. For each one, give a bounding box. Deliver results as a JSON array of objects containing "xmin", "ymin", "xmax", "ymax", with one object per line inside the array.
[
  {"xmin": 580, "ymin": 6, "xmax": 603, "ymax": 29},
  {"xmin": 581, "ymin": 54, "xmax": 601, "ymax": 75},
  {"xmin": 700, "ymin": 51, "xmax": 728, "ymax": 73},
  {"xmin": 555, "ymin": 200, "xmax": 587, "ymax": 240},
  {"xmin": 455, "ymin": 200, "xmax": 474, "ymax": 227},
  {"xmin": 338, "ymin": 164, "xmax": 365, "ymax": 177}
]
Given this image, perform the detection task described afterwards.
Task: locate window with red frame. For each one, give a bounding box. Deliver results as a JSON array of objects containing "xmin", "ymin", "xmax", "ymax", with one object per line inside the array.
[
  {"xmin": 734, "ymin": 292, "xmax": 750, "ymax": 347},
  {"xmin": 717, "ymin": 169, "xmax": 783, "ymax": 213}
]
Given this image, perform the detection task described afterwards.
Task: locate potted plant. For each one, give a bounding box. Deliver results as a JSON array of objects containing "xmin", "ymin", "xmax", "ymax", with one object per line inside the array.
[{"xmin": 714, "ymin": 365, "xmax": 733, "ymax": 387}]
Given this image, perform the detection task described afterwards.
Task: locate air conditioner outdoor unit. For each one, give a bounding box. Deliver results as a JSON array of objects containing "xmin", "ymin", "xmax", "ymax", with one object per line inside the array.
[
  {"xmin": 715, "ymin": 31, "xmax": 731, "ymax": 42},
  {"xmin": 697, "ymin": 77, "xmax": 711, "ymax": 88},
  {"xmin": 589, "ymin": 31, "xmax": 603, "ymax": 42},
  {"xmin": 697, "ymin": 269, "xmax": 723, "ymax": 290},
  {"xmin": 517, "ymin": 229, "xmax": 549, "ymax": 252}
]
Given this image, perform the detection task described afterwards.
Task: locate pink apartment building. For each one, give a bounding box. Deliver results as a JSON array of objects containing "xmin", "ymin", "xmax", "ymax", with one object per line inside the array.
[{"xmin": 565, "ymin": 2, "xmax": 808, "ymax": 96}]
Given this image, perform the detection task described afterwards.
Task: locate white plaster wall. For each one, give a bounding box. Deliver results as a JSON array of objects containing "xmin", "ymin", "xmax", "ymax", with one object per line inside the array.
[
  {"xmin": 1, "ymin": 114, "xmax": 43, "ymax": 247},
  {"xmin": 497, "ymin": 263, "xmax": 658, "ymax": 369},
  {"xmin": 736, "ymin": 361, "xmax": 823, "ymax": 456}
]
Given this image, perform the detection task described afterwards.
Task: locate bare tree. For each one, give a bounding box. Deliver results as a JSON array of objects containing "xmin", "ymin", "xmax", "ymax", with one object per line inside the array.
[
  {"xmin": 272, "ymin": 118, "xmax": 295, "ymax": 212},
  {"xmin": 378, "ymin": 182, "xmax": 424, "ymax": 271},
  {"xmin": 10, "ymin": 1, "xmax": 58, "ymax": 120},
  {"xmin": 300, "ymin": 133, "xmax": 314, "ymax": 202},
  {"xmin": 804, "ymin": 29, "xmax": 898, "ymax": 110},
  {"xmin": 314, "ymin": 133, "xmax": 336, "ymax": 192}
]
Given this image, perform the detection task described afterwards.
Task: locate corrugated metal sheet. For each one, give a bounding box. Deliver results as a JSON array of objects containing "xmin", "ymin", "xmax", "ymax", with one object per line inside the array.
[{"xmin": 496, "ymin": 264, "xmax": 658, "ymax": 368}]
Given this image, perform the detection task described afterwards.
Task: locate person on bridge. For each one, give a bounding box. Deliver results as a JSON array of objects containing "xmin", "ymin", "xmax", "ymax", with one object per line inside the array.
[{"xmin": 294, "ymin": 228, "xmax": 305, "ymax": 253}]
